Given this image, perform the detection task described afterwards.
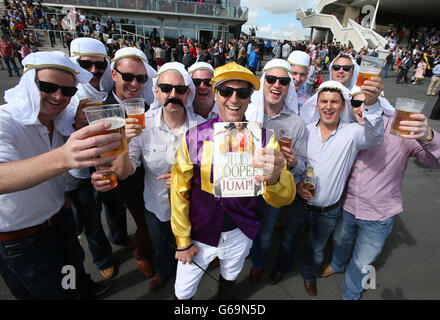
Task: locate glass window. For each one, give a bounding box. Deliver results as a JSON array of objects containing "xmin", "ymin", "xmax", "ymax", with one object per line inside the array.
[
  {"xmin": 196, "ymin": 24, "xmax": 213, "ymax": 31},
  {"xmin": 163, "ymin": 28, "xmax": 179, "ymax": 41},
  {"xmin": 143, "ymin": 19, "xmax": 161, "ymax": 27},
  {"xmin": 180, "ymin": 22, "xmax": 194, "ymax": 29},
  {"xmin": 164, "ymin": 20, "xmax": 179, "ymax": 28},
  {"xmin": 181, "ymin": 29, "xmax": 197, "ymax": 40}
]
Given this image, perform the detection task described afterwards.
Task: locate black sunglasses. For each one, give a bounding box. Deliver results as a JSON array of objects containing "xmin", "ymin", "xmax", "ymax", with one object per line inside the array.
[
  {"xmin": 36, "ymin": 80, "xmax": 78, "ymax": 97},
  {"xmin": 192, "ymin": 78, "xmax": 212, "ymax": 87},
  {"xmin": 265, "ymin": 75, "xmax": 291, "ymax": 86},
  {"xmin": 77, "ymin": 59, "xmax": 108, "ymax": 70},
  {"xmin": 216, "ymin": 86, "xmax": 253, "ymax": 99},
  {"xmin": 332, "ymin": 65, "xmax": 353, "ymax": 72},
  {"xmin": 351, "ymin": 99, "xmax": 364, "ymax": 108},
  {"xmin": 114, "ymin": 68, "xmax": 148, "ymax": 83},
  {"xmin": 158, "ymin": 83, "xmax": 188, "ymax": 95}
]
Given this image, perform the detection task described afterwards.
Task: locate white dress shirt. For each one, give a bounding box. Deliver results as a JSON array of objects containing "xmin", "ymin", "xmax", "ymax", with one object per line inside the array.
[
  {"xmin": 128, "ymin": 107, "xmax": 199, "ymax": 222},
  {"xmin": 304, "ymin": 102, "xmax": 384, "ymax": 207},
  {"xmin": 0, "ymin": 108, "xmax": 65, "ymax": 232}
]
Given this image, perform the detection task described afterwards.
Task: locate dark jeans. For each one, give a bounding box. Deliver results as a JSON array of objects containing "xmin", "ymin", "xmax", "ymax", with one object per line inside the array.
[
  {"xmin": 144, "ymin": 209, "xmax": 176, "ymax": 279},
  {"xmin": 2, "ymin": 56, "xmax": 19, "ymax": 76},
  {"xmin": 396, "ymin": 68, "xmax": 409, "ymax": 83},
  {"xmin": 250, "ymin": 198, "xmax": 280, "ymax": 270},
  {"xmin": 66, "ymin": 173, "xmax": 113, "ymax": 271},
  {"xmin": 0, "ymin": 209, "xmax": 93, "ymax": 299},
  {"xmin": 274, "ymin": 197, "xmax": 308, "ymax": 275},
  {"xmin": 300, "ymin": 205, "xmax": 342, "ymax": 282}
]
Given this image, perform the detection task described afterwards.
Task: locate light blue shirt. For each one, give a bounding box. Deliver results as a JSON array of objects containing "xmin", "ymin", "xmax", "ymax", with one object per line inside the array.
[
  {"xmin": 432, "ymin": 64, "xmax": 440, "ymax": 76},
  {"xmin": 303, "ymin": 102, "xmax": 384, "ymax": 207}
]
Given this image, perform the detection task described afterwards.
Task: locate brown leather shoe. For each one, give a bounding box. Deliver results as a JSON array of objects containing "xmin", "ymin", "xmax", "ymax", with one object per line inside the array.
[
  {"xmin": 319, "ymin": 263, "xmax": 335, "ymax": 278},
  {"xmin": 100, "ymin": 266, "xmax": 115, "ymax": 279},
  {"xmin": 249, "ymin": 267, "xmax": 263, "ymax": 284},
  {"xmin": 149, "ymin": 274, "xmax": 169, "ymax": 292},
  {"xmin": 304, "ymin": 280, "xmax": 317, "ymax": 296},
  {"xmin": 137, "ymin": 259, "xmax": 153, "ymax": 278},
  {"xmin": 268, "ymin": 270, "xmax": 283, "ymax": 285}
]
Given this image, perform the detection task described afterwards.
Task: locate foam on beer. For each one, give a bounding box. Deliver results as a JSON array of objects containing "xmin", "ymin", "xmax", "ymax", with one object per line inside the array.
[{"xmin": 91, "ymin": 116, "xmax": 125, "ymax": 129}]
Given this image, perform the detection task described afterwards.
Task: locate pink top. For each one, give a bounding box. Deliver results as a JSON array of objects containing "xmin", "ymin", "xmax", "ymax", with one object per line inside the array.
[{"xmin": 342, "ymin": 116, "xmax": 440, "ymax": 221}]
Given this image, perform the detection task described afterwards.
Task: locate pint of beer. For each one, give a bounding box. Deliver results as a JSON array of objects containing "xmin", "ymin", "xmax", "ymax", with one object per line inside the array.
[
  {"xmin": 304, "ymin": 166, "xmax": 316, "ymax": 197},
  {"xmin": 390, "ymin": 98, "xmax": 425, "ymax": 137},
  {"xmin": 356, "ymin": 56, "xmax": 385, "ymax": 87},
  {"xmin": 84, "ymin": 104, "xmax": 128, "ymax": 157},
  {"xmin": 278, "ymin": 129, "xmax": 294, "ymax": 149},
  {"xmin": 95, "ymin": 162, "xmax": 118, "ymax": 190},
  {"xmin": 123, "ymin": 98, "xmax": 146, "ymax": 128}
]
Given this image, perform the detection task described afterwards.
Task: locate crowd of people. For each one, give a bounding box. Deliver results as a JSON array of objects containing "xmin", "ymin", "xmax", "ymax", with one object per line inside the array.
[{"xmin": 1, "ymin": 2, "xmax": 440, "ymax": 302}]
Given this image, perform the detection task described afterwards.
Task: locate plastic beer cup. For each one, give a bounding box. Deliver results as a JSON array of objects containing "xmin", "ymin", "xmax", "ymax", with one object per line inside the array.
[
  {"xmin": 278, "ymin": 129, "xmax": 294, "ymax": 149},
  {"xmin": 123, "ymin": 97, "xmax": 146, "ymax": 128},
  {"xmin": 95, "ymin": 162, "xmax": 118, "ymax": 190},
  {"xmin": 83, "ymin": 104, "xmax": 128, "ymax": 157},
  {"xmin": 356, "ymin": 56, "xmax": 386, "ymax": 87},
  {"xmin": 390, "ymin": 98, "xmax": 425, "ymax": 137}
]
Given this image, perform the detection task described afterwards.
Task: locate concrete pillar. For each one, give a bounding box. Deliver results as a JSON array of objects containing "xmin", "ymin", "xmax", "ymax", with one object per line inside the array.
[
  {"xmin": 325, "ymin": 29, "xmax": 329, "ymax": 43},
  {"xmin": 310, "ymin": 27, "xmax": 314, "ymax": 42},
  {"xmin": 342, "ymin": 5, "xmax": 361, "ymax": 26}
]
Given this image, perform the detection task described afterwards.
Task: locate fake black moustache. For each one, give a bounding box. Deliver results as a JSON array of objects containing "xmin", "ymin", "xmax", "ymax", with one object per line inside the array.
[
  {"xmin": 164, "ymin": 98, "xmax": 184, "ymax": 108},
  {"xmin": 92, "ymin": 71, "xmax": 103, "ymax": 78}
]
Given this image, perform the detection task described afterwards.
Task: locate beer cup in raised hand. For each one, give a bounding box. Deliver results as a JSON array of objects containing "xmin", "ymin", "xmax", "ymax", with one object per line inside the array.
[
  {"xmin": 83, "ymin": 104, "xmax": 128, "ymax": 157},
  {"xmin": 356, "ymin": 56, "xmax": 386, "ymax": 87},
  {"xmin": 390, "ymin": 98, "xmax": 425, "ymax": 137},
  {"xmin": 123, "ymin": 97, "xmax": 146, "ymax": 129}
]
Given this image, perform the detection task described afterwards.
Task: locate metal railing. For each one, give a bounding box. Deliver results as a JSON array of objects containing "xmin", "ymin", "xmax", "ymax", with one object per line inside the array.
[{"xmin": 42, "ymin": 0, "xmax": 248, "ymax": 20}]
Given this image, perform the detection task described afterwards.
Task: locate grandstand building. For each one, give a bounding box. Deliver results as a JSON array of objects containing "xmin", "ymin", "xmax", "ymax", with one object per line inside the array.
[
  {"xmin": 42, "ymin": 0, "xmax": 248, "ymax": 45},
  {"xmin": 297, "ymin": 0, "xmax": 440, "ymax": 51}
]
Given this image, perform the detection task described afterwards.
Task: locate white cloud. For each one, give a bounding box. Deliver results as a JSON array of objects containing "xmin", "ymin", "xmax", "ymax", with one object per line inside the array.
[
  {"xmin": 241, "ymin": 0, "xmax": 319, "ymax": 40},
  {"xmin": 242, "ymin": 0, "xmax": 320, "ymax": 15}
]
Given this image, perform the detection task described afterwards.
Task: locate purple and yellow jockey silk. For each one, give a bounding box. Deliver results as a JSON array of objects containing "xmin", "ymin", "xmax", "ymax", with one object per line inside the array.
[{"xmin": 171, "ymin": 115, "xmax": 296, "ymax": 248}]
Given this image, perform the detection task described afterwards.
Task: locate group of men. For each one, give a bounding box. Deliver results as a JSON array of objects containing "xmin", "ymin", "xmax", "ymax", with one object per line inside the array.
[{"xmin": 0, "ymin": 36, "xmax": 439, "ymax": 301}]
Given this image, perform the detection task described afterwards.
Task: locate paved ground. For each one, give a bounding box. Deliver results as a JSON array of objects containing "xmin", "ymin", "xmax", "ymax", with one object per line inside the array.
[{"xmin": 0, "ymin": 56, "xmax": 440, "ymax": 307}]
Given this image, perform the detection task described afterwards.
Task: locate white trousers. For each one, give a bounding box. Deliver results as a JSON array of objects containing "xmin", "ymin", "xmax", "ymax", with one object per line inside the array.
[{"xmin": 174, "ymin": 228, "xmax": 253, "ymax": 300}]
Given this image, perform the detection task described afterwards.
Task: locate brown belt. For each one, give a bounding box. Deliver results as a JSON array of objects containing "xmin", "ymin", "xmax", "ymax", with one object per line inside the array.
[
  {"xmin": 0, "ymin": 209, "xmax": 64, "ymax": 242},
  {"xmin": 304, "ymin": 201, "xmax": 340, "ymax": 213}
]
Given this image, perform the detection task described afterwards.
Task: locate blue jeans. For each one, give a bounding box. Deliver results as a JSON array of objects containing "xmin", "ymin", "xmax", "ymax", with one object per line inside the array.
[
  {"xmin": 0, "ymin": 209, "xmax": 92, "ymax": 299},
  {"xmin": 384, "ymin": 63, "xmax": 391, "ymax": 78},
  {"xmin": 305, "ymin": 83, "xmax": 314, "ymax": 95},
  {"xmin": 330, "ymin": 209, "xmax": 394, "ymax": 300},
  {"xmin": 66, "ymin": 173, "xmax": 113, "ymax": 271},
  {"xmin": 144, "ymin": 209, "xmax": 176, "ymax": 279},
  {"xmin": 300, "ymin": 205, "xmax": 342, "ymax": 282},
  {"xmin": 274, "ymin": 197, "xmax": 308, "ymax": 275},
  {"xmin": 250, "ymin": 198, "xmax": 281, "ymax": 270},
  {"xmin": 2, "ymin": 56, "xmax": 19, "ymax": 76}
]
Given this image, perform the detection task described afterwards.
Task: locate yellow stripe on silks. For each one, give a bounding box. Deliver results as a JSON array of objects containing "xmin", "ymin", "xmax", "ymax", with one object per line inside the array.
[
  {"xmin": 24, "ymin": 64, "xmax": 79, "ymax": 75},
  {"xmin": 200, "ymin": 141, "xmax": 214, "ymax": 194},
  {"xmin": 262, "ymin": 134, "xmax": 296, "ymax": 208},
  {"xmin": 170, "ymin": 135, "xmax": 194, "ymax": 248}
]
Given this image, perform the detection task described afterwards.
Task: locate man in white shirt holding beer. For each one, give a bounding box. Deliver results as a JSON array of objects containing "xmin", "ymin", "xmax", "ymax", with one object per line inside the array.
[{"xmin": 0, "ymin": 51, "xmax": 120, "ymax": 299}]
